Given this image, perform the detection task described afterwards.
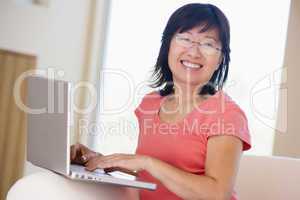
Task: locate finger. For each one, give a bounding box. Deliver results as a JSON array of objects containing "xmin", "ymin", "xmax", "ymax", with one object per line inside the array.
[
  {"xmin": 96, "ymin": 155, "xmax": 132, "ymax": 169},
  {"xmin": 81, "ymin": 152, "xmax": 97, "ymax": 163},
  {"xmin": 97, "ymin": 154, "xmax": 124, "ymax": 162},
  {"xmin": 84, "ymin": 154, "xmax": 130, "ymax": 171},
  {"xmin": 85, "ymin": 159, "xmax": 103, "ymax": 171},
  {"xmin": 85, "ymin": 163, "xmax": 97, "ymax": 171},
  {"xmin": 81, "ymin": 153, "xmax": 94, "ymax": 163},
  {"xmin": 85, "ymin": 158, "xmax": 117, "ymax": 171},
  {"xmin": 71, "ymin": 144, "xmax": 79, "ymax": 160},
  {"xmin": 79, "ymin": 147, "xmax": 86, "ymax": 159},
  {"xmin": 79, "ymin": 144, "xmax": 85, "ymax": 153}
]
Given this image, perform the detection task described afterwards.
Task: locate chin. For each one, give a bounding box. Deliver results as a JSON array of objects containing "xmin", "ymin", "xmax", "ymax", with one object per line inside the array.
[{"xmin": 173, "ymin": 76, "xmax": 206, "ymax": 87}]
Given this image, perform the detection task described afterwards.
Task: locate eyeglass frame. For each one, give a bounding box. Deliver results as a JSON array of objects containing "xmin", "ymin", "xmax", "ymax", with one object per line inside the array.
[{"xmin": 174, "ymin": 33, "xmax": 222, "ymax": 56}]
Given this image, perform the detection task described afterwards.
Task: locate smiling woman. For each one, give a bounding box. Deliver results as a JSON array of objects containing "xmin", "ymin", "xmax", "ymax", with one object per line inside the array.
[
  {"xmin": 133, "ymin": 4, "xmax": 250, "ymax": 199},
  {"xmin": 73, "ymin": 3, "xmax": 251, "ymax": 200}
]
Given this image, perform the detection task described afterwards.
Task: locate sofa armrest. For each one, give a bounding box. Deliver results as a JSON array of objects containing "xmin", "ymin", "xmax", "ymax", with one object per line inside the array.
[{"xmin": 7, "ymin": 170, "xmax": 125, "ymax": 200}]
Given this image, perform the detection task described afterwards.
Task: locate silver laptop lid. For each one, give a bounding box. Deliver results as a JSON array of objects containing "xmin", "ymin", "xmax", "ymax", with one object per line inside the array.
[{"xmin": 27, "ymin": 76, "xmax": 71, "ymax": 175}]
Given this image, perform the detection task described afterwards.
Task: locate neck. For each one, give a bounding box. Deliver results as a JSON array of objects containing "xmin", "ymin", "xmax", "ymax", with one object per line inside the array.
[{"xmin": 172, "ymin": 81, "xmax": 204, "ymax": 109}]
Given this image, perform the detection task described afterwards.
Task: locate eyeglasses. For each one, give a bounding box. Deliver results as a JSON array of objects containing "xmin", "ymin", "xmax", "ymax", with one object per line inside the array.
[{"xmin": 175, "ymin": 34, "xmax": 222, "ymax": 56}]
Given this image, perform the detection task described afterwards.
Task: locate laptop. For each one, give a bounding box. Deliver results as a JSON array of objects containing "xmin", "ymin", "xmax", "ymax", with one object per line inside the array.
[{"xmin": 26, "ymin": 75, "xmax": 156, "ymax": 190}]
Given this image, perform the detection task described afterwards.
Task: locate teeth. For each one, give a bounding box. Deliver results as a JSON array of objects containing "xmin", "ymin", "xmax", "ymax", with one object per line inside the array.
[{"xmin": 182, "ymin": 61, "xmax": 201, "ymax": 69}]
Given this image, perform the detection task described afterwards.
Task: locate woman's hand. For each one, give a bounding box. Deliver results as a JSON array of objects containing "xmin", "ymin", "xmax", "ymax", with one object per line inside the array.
[
  {"xmin": 85, "ymin": 153, "xmax": 150, "ymax": 173},
  {"xmin": 70, "ymin": 143, "xmax": 101, "ymax": 165}
]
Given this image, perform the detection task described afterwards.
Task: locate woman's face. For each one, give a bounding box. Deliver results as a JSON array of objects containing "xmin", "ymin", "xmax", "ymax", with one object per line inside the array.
[{"xmin": 168, "ymin": 26, "xmax": 222, "ymax": 88}]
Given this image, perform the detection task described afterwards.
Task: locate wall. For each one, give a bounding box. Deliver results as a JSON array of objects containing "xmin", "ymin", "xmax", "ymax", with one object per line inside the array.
[
  {"xmin": 0, "ymin": 0, "xmax": 109, "ymax": 145},
  {"xmin": 0, "ymin": 0, "xmax": 91, "ymax": 82},
  {"xmin": 273, "ymin": 0, "xmax": 300, "ymax": 158}
]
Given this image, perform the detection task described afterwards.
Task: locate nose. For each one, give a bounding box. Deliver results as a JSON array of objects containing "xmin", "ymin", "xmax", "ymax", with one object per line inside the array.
[
  {"xmin": 187, "ymin": 42, "xmax": 203, "ymax": 58},
  {"xmin": 186, "ymin": 43, "xmax": 203, "ymax": 58}
]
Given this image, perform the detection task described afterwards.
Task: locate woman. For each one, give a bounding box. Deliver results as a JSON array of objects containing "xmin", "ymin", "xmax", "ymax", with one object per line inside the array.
[{"xmin": 71, "ymin": 3, "xmax": 251, "ymax": 200}]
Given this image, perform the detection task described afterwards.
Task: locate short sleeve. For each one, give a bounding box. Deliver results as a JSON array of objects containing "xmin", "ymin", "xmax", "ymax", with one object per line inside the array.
[
  {"xmin": 134, "ymin": 91, "xmax": 161, "ymax": 121},
  {"xmin": 134, "ymin": 106, "xmax": 141, "ymax": 121},
  {"xmin": 206, "ymin": 107, "xmax": 251, "ymax": 151}
]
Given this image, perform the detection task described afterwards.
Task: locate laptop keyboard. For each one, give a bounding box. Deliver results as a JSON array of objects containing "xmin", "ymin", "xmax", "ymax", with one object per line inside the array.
[{"xmin": 70, "ymin": 164, "xmax": 136, "ymax": 181}]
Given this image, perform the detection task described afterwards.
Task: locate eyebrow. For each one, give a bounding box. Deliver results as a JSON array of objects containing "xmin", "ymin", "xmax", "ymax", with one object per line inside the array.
[
  {"xmin": 203, "ymin": 36, "xmax": 218, "ymax": 42},
  {"xmin": 185, "ymin": 31, "xmax": 218, "ymax": 42}
]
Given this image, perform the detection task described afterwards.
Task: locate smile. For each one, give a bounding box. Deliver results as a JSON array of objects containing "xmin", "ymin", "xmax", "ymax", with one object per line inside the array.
[{"xmin": 181, "ymin": 60, "xmax": 203, "ymax": 69}]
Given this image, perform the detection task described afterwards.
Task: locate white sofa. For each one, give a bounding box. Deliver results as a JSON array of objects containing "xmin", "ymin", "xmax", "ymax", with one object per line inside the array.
[
  {"xmin": 235, "ymin": 155, "xmax": 300, "ymax": 199},
  {"xmin": 6, "ymin": 155, "xmax": 300, "ymax": 200}
]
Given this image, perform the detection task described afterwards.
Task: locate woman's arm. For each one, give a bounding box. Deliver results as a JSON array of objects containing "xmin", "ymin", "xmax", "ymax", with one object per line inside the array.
[
  {"xmin": 122, "ymin": 188, "xmax": 140, "ymax": 200},
  {"xmin": 144, "ymin": 135, "xmax": 243, "ymax": 200},
  {"xmin": 85, "ymin": 135, "xmax": 243, "ymax": 200}
]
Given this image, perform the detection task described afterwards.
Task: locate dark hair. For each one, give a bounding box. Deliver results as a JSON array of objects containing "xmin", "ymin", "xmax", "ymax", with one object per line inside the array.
[{"xmin": 151, "ymin": 3, "xmax": 231, "ymax": 96}]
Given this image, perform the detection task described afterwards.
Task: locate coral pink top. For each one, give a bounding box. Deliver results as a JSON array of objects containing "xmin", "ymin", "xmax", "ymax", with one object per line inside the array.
[{"xmin": 135, "ymin": 90, "xmax": 251, "ymax": 200}]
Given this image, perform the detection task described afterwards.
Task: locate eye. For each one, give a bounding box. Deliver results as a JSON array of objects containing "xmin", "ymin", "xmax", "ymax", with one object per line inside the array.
[
  {"xmin": 202, "ymin": 42, "xmax": 215, "ymax": 48},
  {"xmin": 180, "ymin": 37, "xmax": 191, "ymax": 42}
]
